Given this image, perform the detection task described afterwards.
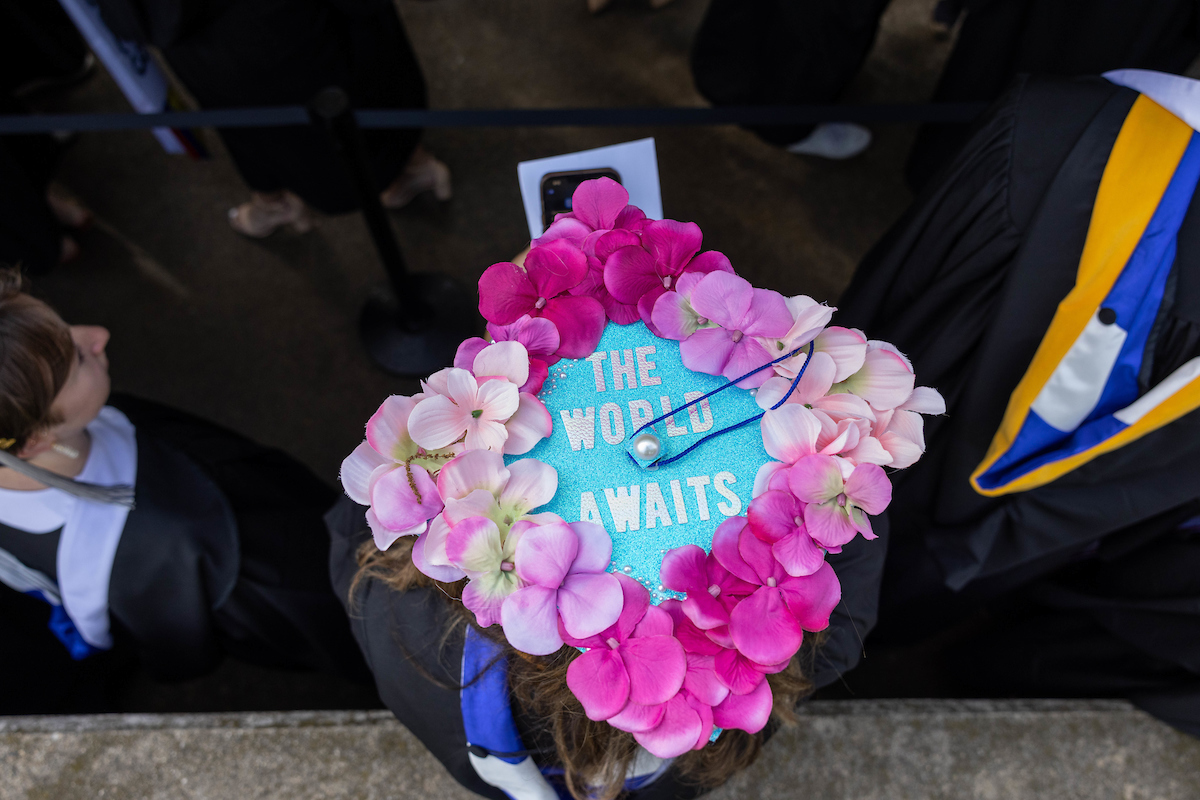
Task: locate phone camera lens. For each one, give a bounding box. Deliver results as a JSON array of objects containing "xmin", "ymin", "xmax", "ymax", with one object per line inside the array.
[
  {"xmin": 564, "ymin": 198, "xmax": 573, "ymax": 209},
  {"xmin": 547, "ymin": 189, "xmax": 554, "ymax": 195}
]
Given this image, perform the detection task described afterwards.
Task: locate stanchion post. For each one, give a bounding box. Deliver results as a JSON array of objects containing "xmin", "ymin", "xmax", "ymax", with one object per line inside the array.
[{"xmin": 308, "ymin": 86, "xmax": 477, "ymax": 376}]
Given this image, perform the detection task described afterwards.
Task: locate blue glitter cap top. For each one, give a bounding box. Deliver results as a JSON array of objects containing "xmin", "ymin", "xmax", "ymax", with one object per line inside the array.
[{"xmin": 506, "ymin": 321, "xmax": 770, "ymax": 603}]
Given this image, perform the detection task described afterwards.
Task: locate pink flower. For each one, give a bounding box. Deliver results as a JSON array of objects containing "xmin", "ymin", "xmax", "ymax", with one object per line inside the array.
[
  {"xmin": 753, "ymin": 351, "xmax": 838, "ymax": 409},
  {"xmin": 660, "ymin": 596, "xmax": 777, "ymax": 699},
  {"xmin": 712, "ymin": 517, "xmax": 841, "ymax": 666},
  {"xmin": 746, "ymin": 490, "xmax": 826, "ymax": 577},
  {"xmin": 418, "ymin": 450, "xmax": 558, "ymax": 580},
  {"xmin": 603, "ymin": 220, "xmax": 734, "ymax": 333},
  {"xmin": 834, "ymin": 340, "xmax": 916, "ymax": 411},
  {"xmin": 564, "ymin": 576, "xmax": 686, "ymax": 723},
  {"xmin": 871, "ymin": 386, "xmax": 946, "ymax": 469},
  {"xmin": 455, "ymin": 316, "xmax": 562, "ymax": 394},
  {"xmin": 501, "ymin": 520, "xmax": 623, "ymax": 655},
  {"xmin": 788, "ymin": 455, "xmax": 891, "ymax": 548},
  {"xmin": 447, "ymin": 515, "xmax": 524, "ymax": 627},
  {"xmin": 407, "ymin": 343, "xmax": 552, "ymax": 454},
  {"xmin": 570, "ymin": 231, "xmax": 644, "ymax": 325},
  {"xmin": 478, "ymin": 240, "xmax": 605, "ymax": 358},
  {"xmin": 533, "ymin": 177, "xmax": 646, "ymax": 253},
  {"xmin": 678, "ymin": 272, "xmax": 794, "ymax": 388},
  {"xmin": 660, "ymin": 544, "xmax": 756, "ymax": 632},
  {"xmin": 760, "ymin": 296, "xmax": 835, "ymax": 378},
  {"xmin": 815, "ymin": 326, "xmax": 868, "ymax": 383},
  {"xmin": 650, "ymin": 271, "xmax": 713, "ymax": 340},
  {"xmin": 339, "ymin": 395, "xmax": 460, "ymax": 551}
]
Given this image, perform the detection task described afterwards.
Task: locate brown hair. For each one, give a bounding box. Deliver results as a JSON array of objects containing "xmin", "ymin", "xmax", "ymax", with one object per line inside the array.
[
  {"xmin": 353, "ymin": 537, "xmax": 817, "ymax": 800},
  {"xmin": 0, "ymin": 266, "xmax": 75, "ymax": 453}
]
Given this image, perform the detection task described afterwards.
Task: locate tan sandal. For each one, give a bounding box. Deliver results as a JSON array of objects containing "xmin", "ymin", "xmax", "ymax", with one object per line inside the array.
[
  {"xmin": 380, "ymin": 146, "xmax": 452, "ymax": 210},
  {"xmin": 228, "ymin": 191, "xmax": 312, "ymax": 238}
]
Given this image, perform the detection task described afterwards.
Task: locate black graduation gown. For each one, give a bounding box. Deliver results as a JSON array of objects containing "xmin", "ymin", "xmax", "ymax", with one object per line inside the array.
[
  {"xmin": 835, "ymin": 75, "xmax": 1200, "ymax": 732},
  {"xmin": 98, "ymin": 0, "xmax": 427, "ymax": 214},
  {"xmin": 327, "ymin": 495, "xmax": 887, "ymax": 800},
  {"xmin": 0, "ymin": 394, "xmax": 368, "ymax": 686}
]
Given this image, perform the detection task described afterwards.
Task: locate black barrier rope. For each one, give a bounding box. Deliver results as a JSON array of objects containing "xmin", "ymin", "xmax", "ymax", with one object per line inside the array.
[{"xmin": 0, "ymin": 102, "xmax": 988, "ymax": 135}]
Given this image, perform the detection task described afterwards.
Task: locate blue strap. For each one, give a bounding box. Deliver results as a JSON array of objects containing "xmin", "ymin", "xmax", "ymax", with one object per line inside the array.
[
  {"xmin": 461, "ymin": 626, "xmax": 527, "ymax": 765},
  {"xmin": 626, "ymin": 341, "xmax": 815, "ymax": 469},
  {"xmin": 23, "ymin": 591, "xmax": 103, "ymax": 660}
]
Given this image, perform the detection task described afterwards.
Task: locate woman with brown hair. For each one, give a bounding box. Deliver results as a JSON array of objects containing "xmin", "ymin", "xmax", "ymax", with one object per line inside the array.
[{"xmin": 0, "ymin": 267, "xmax": 367, "ymax": 685}]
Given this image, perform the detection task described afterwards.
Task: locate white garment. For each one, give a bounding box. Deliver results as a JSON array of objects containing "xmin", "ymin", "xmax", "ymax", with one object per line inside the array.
[
  {"xmin": 0, "ymin": 407, "xmax": 137, "ymax": 648},
  {"xmin": 1105, "ymin": 69, "xmax": 1200, "ymax": 133}
]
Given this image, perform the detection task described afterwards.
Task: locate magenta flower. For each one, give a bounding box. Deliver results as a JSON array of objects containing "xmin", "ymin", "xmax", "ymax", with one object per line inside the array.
[
  {"xmin": 788, "ymin": 455, "xmax": 892, "ymax": 548},
  {"xmin": 455, "ymin": 316, "xmax": 562, "ymax": 394},
  {"xmin": 660, "ymin": 543, "xmax": 756, "ymax": 631},
  {"xmin": 746, "ymin": 490, "xmax": 826, "ymax": 577},
  {"xmin": 570, "ymin": 230, "xmax": 644, "ymax": 325},
  {"xmin": 678, "ymin": 272, "xmax": 794, "ymax": 388},
  {"xmin": 712, "ymin": 517, "xmax": 841, "ymax": 667},
  {"xmin": 339, "ymin": 395, "xmax": 460, "ymax": 551},
  {"xmin": 603, "ymin": 220, "xmax": 734, "ymax": 332},
  {"xmin": 660, "ymin": 595, "xmax": 775, "ymax": 698},
  {"xmin": 478, "ymin": 239, "xmax": 605, "ymax": 358},
  {"xmin": 711, "ymin": 679, "xmax": 774, "ymax": 734},
  {"xmin": 501, "ymin": 520, "xmax": 623, "ymax": 655},
  {"xmin": 564, "ymin": 575, "xmax": 686, "ymax": 722},
  {"xmin": 407, "ymin": 344, "xmax": 552, "ymax": 455},
  {"xmin": 533, "ymin": 177, "xmax": 646, "ymax": 254}
]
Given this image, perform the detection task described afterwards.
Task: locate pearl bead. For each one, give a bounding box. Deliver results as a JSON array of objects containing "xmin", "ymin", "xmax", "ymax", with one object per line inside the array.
[{"xmin": 632, "ymin": 432, "xmax": 661, "ymax": 461}]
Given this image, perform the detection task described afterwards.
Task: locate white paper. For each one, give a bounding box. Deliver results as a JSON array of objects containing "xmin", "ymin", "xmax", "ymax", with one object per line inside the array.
[{"xmin": 517, "ymin": 138, "xmax": 662, "ymax": 240}]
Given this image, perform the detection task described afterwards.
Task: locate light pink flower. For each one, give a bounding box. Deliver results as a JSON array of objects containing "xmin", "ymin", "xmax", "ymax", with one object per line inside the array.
[
  {"xmin": 678, "ymin": 272, "xmax": 794, "ymax": 388},
  {"xmin": 815, "ymin": 326, "xmax": 868, "ymax": 382},
  {"xmin": 339, "ymin": 395, "xmax": 460, "ymax": 551},
  {"xmin": 407, "ymin": 349, "xmax": 552, "ymax": 455},
  {"xmin": 501, "ymin": 520, "xmax": 623, "ymax": 655},
  {"xmin": 419, "ymin": 450, "xmax": 558, "ymax": 578},
  {"xmin": 871, "ymin": 386, "xmax": 946, "ymax": 469},
  {"xmin": 712, "ymin": 517, "xmax": 841, "ymax": 666},
  {"xmin": 834, "ymin": 340, "xmax": 916, "ymax": 411},
  {"xmin": 478, "ymin": 240, "xmax": 606, "ymax": 358},
  {"xmin": 564, "ymin": 576, "xmax": 686, "ymax": 723},
  {"xmin": 788, "ymin": 455, "xmax": 891, "ymax": 548},
  {"xmin": 447, "ymin": 515, "xmax": 524, "ymax": 627},
  {"xmin": 455, "ymin": 316, "xmax": 562, "ymax": 394},
  {"xmin": 761, "ymin": 296, "xmax": 836, "ymax": 378},
  {"xmin": 753, "ymin": 352, "xmax": 838, "ymax": 410}
]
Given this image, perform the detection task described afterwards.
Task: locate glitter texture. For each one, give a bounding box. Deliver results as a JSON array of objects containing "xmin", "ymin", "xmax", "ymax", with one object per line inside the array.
[{"xmin": 505, "ymin": 321, "xmax": 772, "ymax": 603}]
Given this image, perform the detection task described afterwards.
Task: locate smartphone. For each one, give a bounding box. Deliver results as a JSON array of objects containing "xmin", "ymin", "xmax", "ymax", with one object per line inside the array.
[{"xmin": 540, "ymin": 168, "xmax": 622, "ymax": 231}]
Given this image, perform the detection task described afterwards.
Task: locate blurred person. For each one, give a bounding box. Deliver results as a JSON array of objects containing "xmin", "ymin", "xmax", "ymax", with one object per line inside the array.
[
  {"xmin": 0, "ymin": 267, "xmax": 369, "ymax": 685},
  {"xmin": 691, "ymin": 0, "xmax": 1200, "ymax": 183},
  {"xmin": 837, "ymin": 71, "xmax": 1200, "ymax": 736},
  {"xmin": 96, "ymin": 0, "xmax": 450, "ymax": 237}
]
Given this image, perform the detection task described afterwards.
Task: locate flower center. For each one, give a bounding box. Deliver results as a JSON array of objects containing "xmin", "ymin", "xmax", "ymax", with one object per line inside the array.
[
  {"xmin": 697, "ymin": 317, "xmax": 708, "ymax": 326},
  {"xmin": 793, "ymin": 516, "xmax": 803, "ymax": 528},
  {"xmin": 708, "ymin": 584, "xmax": 721, "ymax": 598},
  {"xmin": 767, "ymin": 577, "xmax": 777, "ymax": 587},
  {"xmin": 500, "ymin": 561, "xmax": 514, "ymax": 572},
  {"xmin": 837, "ymin": 494, "xmax": 847, "ymax": 507},
  {"xmin": 731, "ymin": 330, "xmax": 744, "ymax": 343},
  {"xmin": 535, "ymin": 297, "xmax": 547, "ymax": 310},
  {"xmin": 471, "ymin": 409, "xmax": 483, "ymax": 419},
  {"xmin": 606, "ymin": 637, "xmax": 620, "ymax": 650},
  {"xmin": 662, "ymin": 275, "xmax": 672, "ymax": 289}
]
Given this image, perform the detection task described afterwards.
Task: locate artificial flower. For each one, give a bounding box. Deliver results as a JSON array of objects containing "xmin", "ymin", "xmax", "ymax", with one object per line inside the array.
[
  {"xmin": 678, "ymin": 272, "xmax": 794, "ymax": 388},
  {"xmin": 650, "ymin": 271, "xmax": 714, "ymax": 340},
  {"xmin": 447, "ymin": 515, "xmax": 523, "ymax": 627},
  {"xmin": 746, "ymin": 490, "xmax": 826, "ymax": 577},
  {"xmin": 833, "ymin": 340, "xmax": 916, "ymax": 411},
  {"xmin": 501, "ymin": 520, "xmax": 623, "ymax": 655},
  {"xmin": 761, "ymin": 296, "xmax": 835, "ymax": 378},
  {"xmin": 478, "ymin": 240, "xmax": 605, "ymax": 358},
  {"xmin": 455, "ymin": 316, "xmax": 562, "ymax": 394},
  {"xmin": 533, "ymin": 177, "xmax": 646, "ymax": 254},
  {"xmin": 660, "ymin": 544, "xmax": 756, "ymax": 631},
  {"xmin": 787, "ymin": 454, "xmax": 891, "ymax": 548}
]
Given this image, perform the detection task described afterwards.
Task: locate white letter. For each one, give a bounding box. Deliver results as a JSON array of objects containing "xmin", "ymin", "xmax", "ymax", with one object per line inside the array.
[
  {"xmin": 714, "ymin": 471, "xmax": 741, "ymax": 516},
  {"xmin": 558, "ymin": 407, "xmax": 595, "ymax": 451},
  {"xmin": 599, "ymin": 402, "xmax": 625, "ymax": 445},
  {"xmin": 610, "ymin": 349, "xmax": 637, "ymax": 391},
  {"xmin": 669, "ymin": 479, "xmax": 689, "ymax": 525},
  {"xmin": 586, "ymin": 352, "xmax": 608, "ymax": 392},
  {"xmin": 604, "ymin": 486, "xmax": 641, "ymax": 532},
  {"xmin": 686, "ymin": 476, "xmax": 711, "ymax": 521},
  {"xmin": 580, "ymin": 491, "xmax": 602, "ymax": 524},
  {"xmin": 636, "ymin": 346, "xmax": 662, "ymax": 387},
  {"xmin": 644, "ymin": 482, "xmax": 673, "ymax": 529},
  {"xmin": 685, "ymin": 392, "xmax": 714, "ymax": 433},
  {"xmin": 628, "ymin": 400, "xmax": 654, "ymax": 431},
  {"xmin": 659, "ymin": 396, "xmax": 689, "ymax": 437}
]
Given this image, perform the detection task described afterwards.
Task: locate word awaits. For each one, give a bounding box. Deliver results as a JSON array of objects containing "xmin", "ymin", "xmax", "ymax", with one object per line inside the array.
[
  {"xmin": 558, "ymin": 393, "xmax": 715, "ymax": 452},
  {"xmin": 580, "ymin": 472, "xmax": 742, "ymax": 533}
]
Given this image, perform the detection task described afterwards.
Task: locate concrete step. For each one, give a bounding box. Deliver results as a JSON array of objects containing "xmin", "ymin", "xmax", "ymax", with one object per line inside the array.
[{"xmin": 3, "ymin": 700, "xmax": 1198, "ymax": 799}]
